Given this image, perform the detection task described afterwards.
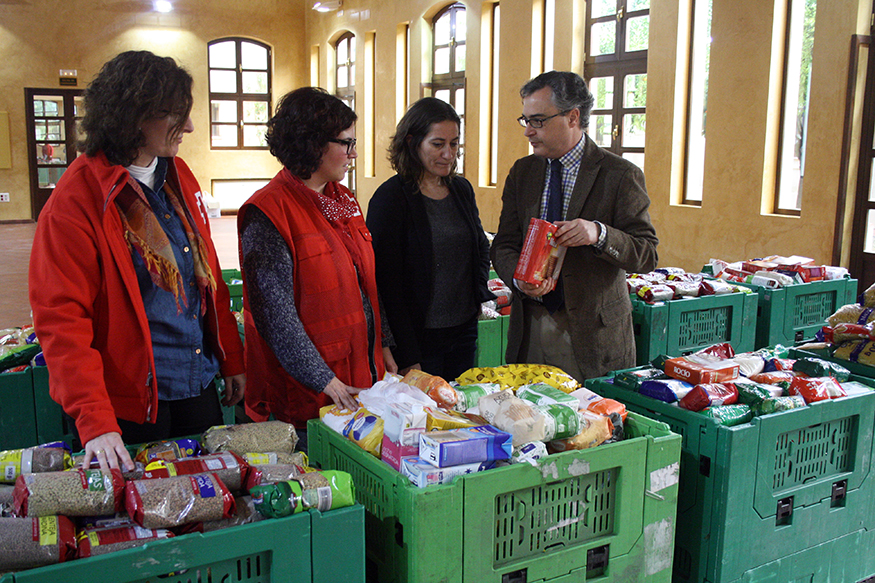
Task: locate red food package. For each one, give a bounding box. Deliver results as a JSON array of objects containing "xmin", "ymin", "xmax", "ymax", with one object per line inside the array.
[
  {"xmin": 665, "ymin": 357, "xmax": 739, "ymax": 384},
  {"xmin": 749, "ymin": 370, "xmax": 797, "ymax": 389},
  {"xmin": 700, "ymin": 279, "xmax": 736, "ymax": 295},
  {"xmin": 822, "ymin": 322, "xmax": 875, "ymax": 344},
  {"xmin": 627, "ymin": 278, "xmax": 650, "ymax": 294},
  {"xmin": 13, "ymin": 469, "xmax": 126, "ymax": 517},
  {"xmin": 679, "ymin": 383, "xmax": 739, "ymax": 411},
  {"xmin": 637, "ymin": 284, "xmax": 674, "ymax": 303},
  {"xmin": 765, "ymin": 358, "xmax": 796, "ymax": 371},
  {"xmin": 742, "ymin": 260, "xmax": 779, "ymax": 273},
  {"xmin": 514, "ymin": 218, "xmax": 567, "ymax": 285},
  {"xmin": 666, "ymin": 281, "xmax": 700, "ymax": 298},
  {"xmin": 788, "ymin": 376, "xmax": 846, "ymax": 404},
  {"xmin": 125, "ymin": 474, "xmax": 236, "ymax": 529},
  {"xmin": 694, "ymin": 342, "xmax": 736, "ymax": 359},
  {"xmin": 488, "ymin": 278, "xmax": 513, "ymax": 309},
  {"xmin": 76, "ymin": 524, "xmax": 173, "ymax": 558},
  {"xmin": 142, "ymin": 452, "xmax": 249, "ymax": 492}
]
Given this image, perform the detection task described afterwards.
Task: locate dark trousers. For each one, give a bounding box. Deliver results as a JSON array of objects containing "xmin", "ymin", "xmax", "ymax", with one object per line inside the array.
[
  {"xmin": 419, "ymin": 316, "xmax": 479, "ymax": 381},
  {"xmin": 68, "ymin": 380, "xmax": 224, "ymax": 448}
]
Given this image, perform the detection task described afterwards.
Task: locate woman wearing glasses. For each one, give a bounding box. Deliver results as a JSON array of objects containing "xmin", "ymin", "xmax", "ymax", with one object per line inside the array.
[
  {"xmin": 366, "ymin": 97, "xmax": 495, "ymax": 381},
  {"xmin": 238, "ymin": 87, "xmax": 396, "ymax": 449}
]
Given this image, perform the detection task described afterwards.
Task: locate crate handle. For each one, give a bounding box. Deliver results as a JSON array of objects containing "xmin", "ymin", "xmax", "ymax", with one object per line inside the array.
[
  {"xmin": 831, "ymin": 479, "xmax": 848, "ymax": 507},
  {"xmin": 586, "ymin": 545, "xmax": 610, "ymax": 577},
  {"xmin": 502, "ymin": 568, "xmax": 527, "ymax": 583},
  {"xmin": 775, "ymin": 496, "xmax": 793, "ymax": 526}
]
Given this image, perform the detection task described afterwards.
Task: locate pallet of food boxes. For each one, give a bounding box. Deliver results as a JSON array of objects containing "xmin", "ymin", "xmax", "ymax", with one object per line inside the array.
[
  {"xmin": 627, "ymin": 268, "xmax": 758, "ymax": 365},
  {"xmin": 308, "ymin": 365, "xmax": 681, "ymax": 583},
  {"xmin": 705, "ymin": 255, "xmax": 857, "ymax": 348},
  {"xmin": 0, "ymin": 422, "xmax": 365, "ymax": 583},
  {"xmin": 584, "ymin": 342, "xmax": 875, "ymax": 583}
]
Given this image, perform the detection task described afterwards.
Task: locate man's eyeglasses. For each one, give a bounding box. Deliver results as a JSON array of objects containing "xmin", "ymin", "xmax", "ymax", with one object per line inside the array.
[
  {"xmin": 328, "ymin": 137, "xmax": 357, "ymax": 155},
  {"xmin": 517, "ymin": 111, "xmax": 568, "ymax": 129}
]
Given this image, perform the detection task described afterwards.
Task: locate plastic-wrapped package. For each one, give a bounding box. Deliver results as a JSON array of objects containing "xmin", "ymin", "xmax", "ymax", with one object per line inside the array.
[
  {"xmin": 679, "ymin": 383, "xmax": 739, "ymax": 411},
  {"xmin": 0, "ymin": 515, "xmax": 76, "ymax": 570},
  {"xmin": 342, "ymin": 408, "xmax": 384, "ymax": 457},
  {"xmin": 1, "ymin": 446, "xmax": 71, "ymax": 484},
  {"xmin": 203, "ymin": 421, "xmax": 298, "ymax": 455},
  {"xmin": 125, "ymin": 473, "xmax": 236, "ymax": 528},
  {"xmin": 142, "ymin": 451, "xmax": 250, "ymax": 492},
  {"xmin": 788, "ymin": 376, "xmax": 846, "ymax": 404},
  {"xmin": 828, "ymin": 304, "xmax": 875, "ymax": 328},
  {"xmin": 548, "ymin": 412, "xmax": 613, "ymax": 452},
  {"xmin": 639, "ymin": 379, "xmax": 694, "ymax": 403},
  {"xmin": 752, "ymin": 395, "xmax": 807, "ymax": 416},
  {"xmin": 612, "ymin": 367, "xmax": 667, "ymax": 390},
  {"xmin": 457, "ymin": 363, "xmax": 579, "ymax": 393},
  {"xmin": 13, "ymin": 469, "xmax": 125, "ymax": 517},
  {"xmin": 532, "ymin": 404, "xmax": 580, "ymax": 440},
  {"xmin": 454, "ymin": 383, "xmax": 501, "ymax": 412},
  {"xmin": 77, "ymin": 523, "xmax": 173, "ymax": 557},
  {"xmin": 401, "ymin": 370, "xmax": 458, "ymax": 409},
  {"xmin": 517, "ymin": 383, "xmax": 579, "ymax": 410},
  {"xmin": 792, "ymin": 357, "xmax": 850, "ymax": 382},
  {"xmin": 699, "ymin": 404, "xmax": 753, "ymax": 426},
  {"xmin": 250, "ymin": 470, "xmax": 355, "ymax": 517},
  {"xmin": 636, "ymin": 284, "xmax": 674, "ymax": 303}
]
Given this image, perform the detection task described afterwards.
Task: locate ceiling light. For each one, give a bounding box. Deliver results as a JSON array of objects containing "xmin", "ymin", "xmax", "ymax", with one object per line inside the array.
[
  {"xmin": 155, "ymin": 1, "xmax": 172, "ymax": 12},
  {"xmin": 313, "ymin": 0, "xmax": 342, "ymax": 12}
]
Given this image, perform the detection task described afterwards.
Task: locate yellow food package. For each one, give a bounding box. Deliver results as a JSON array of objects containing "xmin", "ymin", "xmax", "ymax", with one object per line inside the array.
[
  {"xmin": 456, "ymin": 364, "xmax": 580, "ymax": 393},
  {"xmin": 342, "ymin": 407, "xmax": 384, "ymax": 458},
  {"xmin": 833, "ymin": 339, "xmax": 875, "ymax": 366},
  {"xmin": 425, "ymin": 407, "xmax": 486, "ymax": 432},
  {"xmin": 319, "ymin": 403, "xmax": 358, "ymax": 435},
  {"xmin": 548, "ymin": 411, "xmax": 613, "ymax": 453},
  {"xmin": 827, "ymin": 304, "xmax": 875, "ymax": 328}
]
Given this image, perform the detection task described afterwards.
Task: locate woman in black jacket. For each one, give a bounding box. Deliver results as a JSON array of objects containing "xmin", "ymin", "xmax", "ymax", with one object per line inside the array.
[{"xmin": 367, "ymin": 97, "xmax": 495, "ymax": 381}]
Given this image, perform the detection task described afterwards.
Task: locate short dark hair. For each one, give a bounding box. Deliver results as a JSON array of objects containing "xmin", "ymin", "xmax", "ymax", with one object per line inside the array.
[
  {"xmin": 388, "ymin": 97, "xmax": 461, "ymax": 184},
  {"xmin": 520, "ymin": 71, "xmax": 594, "ymax": 129},
  {"xmin": 266, "ymin": 87, "xmax": 357, "ymax": 179},
  {"xmin": 79, "ymin": 51, "xmax": 193, "ymax": 166}
]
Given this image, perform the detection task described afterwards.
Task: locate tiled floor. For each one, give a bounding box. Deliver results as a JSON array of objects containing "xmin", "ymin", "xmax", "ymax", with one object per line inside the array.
[{"xmin": 0, "ymin": 217, "xmax": 240, "ymax": 330}]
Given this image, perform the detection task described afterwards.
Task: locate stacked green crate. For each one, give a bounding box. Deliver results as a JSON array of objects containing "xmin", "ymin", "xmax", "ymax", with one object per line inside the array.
[
  {"xmin": 221, "ymin": 268, "xmax": 244, "ymax": 312},
  {"xmin": 0, "ymin": 367, "xmax": 37, "ymax": 450},
  {"xmin": 308, "ymin": 412, "xmax": 681, "ymax": 583},
  {"xmin": 585, "ymin": 370, "xmax": 875, "ymax": 583},
  {"xmin": 732, "ymin": 277, "xmax": 857, "ymax": 348},
  {"xmin": 0, "ymin": 505, "xmax": 365, "ymax": 583},
  {"xmin": 632, "ymin": 291, "xmax": 758, "ymax": 366}
]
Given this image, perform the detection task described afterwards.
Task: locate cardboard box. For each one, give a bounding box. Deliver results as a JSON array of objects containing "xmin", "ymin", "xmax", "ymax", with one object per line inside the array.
[
  {"xmin": 400, "ymin": 456, "xmax": 495, "ymax": 488},
  {"xmin": 513, "ymin": 218, "xmax": 567, "ymax": 285},
  {"xmin": 380, "ymin": 434, "xmax": 419, "ymax": 471}
]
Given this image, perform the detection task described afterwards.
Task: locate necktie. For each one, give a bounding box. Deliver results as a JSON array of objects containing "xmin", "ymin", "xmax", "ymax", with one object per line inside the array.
[
  {"xmin": 542, "ymin": 158, "xmax": 565, "ymax": 313},
  {"xmin": 546, "ymin": 158, "xmax": 563, "ymax": 222}
]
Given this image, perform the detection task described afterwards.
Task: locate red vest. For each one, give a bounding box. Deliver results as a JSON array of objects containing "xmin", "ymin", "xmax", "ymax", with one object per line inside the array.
[{"xmin": 240, "ymin": 170, "xmax": 384, "ymax": 428}]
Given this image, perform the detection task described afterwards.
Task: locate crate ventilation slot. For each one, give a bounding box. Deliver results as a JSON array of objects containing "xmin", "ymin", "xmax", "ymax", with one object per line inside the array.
[
  {"xmin": 678, "ymin": 306, "xmax": 730, "ymax": 348},
  {"xmin": 772, "ymin": 416, "xmax": 855, "ymax": 490},
  {"xmin": 492, "ymin": 468, "xmax": 616, "ymax": 567},
  {"xmin": 332, "ymin": 452, "xmax": 389, "ymax": 519},
  {"xmin": 793, "ymin": 291, "xmax": 835, "ymax": 327}
]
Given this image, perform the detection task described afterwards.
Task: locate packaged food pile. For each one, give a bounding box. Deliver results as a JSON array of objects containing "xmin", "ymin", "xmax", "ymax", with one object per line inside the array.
[
  {"xmin": 707, "ymin": 255, "xmax": 850, "ymax": 288},
  {"xmin": 626, "ymin": 267, "xmax": 752, "ymax": 303},
  {"xmin": 0, "ymin": 420, "xmax": 354, "ymax": 573},
  {"xmin": 481, "ymin": 277, "xmax": 512, "ymax": 318},
  {"xmin": 0, "ymin": 325, "xmax": 40, "ymax": 374},
  {"xmin": 614, "ymin": 342, "xmax": 869, "ymax": 426},
  {"xmin": 807, "ymin": 280, "xmax": 875, "ymax": 367},
  {"xmin": 320, "ymin": 364, "xmax": 626, "ymax": 488}
]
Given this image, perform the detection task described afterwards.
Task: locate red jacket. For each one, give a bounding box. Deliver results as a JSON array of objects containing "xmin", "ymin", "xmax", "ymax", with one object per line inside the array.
[
  {"xmin": 29, "ymin": 152, "xmax": 244, "ymax": 445},
  {"xmin": 240, "ymin": 169, "xmax": 385, "ymax": 428}
]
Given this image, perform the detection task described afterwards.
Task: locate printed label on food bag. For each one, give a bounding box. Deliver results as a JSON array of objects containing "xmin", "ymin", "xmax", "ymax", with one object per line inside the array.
[{"xmin": 191, "ymin": 475, "xmax": 216, "ymax": 498}]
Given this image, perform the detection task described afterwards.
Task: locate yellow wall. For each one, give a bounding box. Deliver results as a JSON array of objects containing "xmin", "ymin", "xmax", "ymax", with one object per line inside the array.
[
  {"xmin": 0, "ymin": 0, "xmax": 307, "ymax": 221},
  {"xmin": 1, "ymin": 0, "xmax": 873, "ymax": 276}
]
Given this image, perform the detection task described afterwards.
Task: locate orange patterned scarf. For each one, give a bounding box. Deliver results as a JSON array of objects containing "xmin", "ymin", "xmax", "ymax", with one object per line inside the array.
[{"xmin": 115, "ymin": 175, "xmax": 216, "ymax": 314}]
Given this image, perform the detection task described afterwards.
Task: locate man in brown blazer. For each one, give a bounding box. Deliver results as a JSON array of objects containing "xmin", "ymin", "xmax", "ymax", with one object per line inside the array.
[{"xmin": 491, "ymin": 71, "xmax": 658, "ymax": 382}]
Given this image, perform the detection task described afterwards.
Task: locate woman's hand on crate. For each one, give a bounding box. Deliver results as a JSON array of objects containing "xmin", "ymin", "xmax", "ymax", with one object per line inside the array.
[{"xmin": 83, "ymin": 431, "xmax": 135, "ymax": 472}]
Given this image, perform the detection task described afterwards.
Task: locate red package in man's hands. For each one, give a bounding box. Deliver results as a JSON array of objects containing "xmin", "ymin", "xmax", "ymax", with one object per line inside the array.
[{"xmin": 514, "ymin": 218, "xmax": 567, "ymax": 285}]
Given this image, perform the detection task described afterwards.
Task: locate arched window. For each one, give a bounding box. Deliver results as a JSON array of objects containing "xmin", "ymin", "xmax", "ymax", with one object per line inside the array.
[
  {"xmin": 431, "ymin": 3, "xmax": 467, "ymax": 172},
  {"xmin": 335, "ymin": 32, "xmax": 356, "ymax": 193},
  {"xmin": 208, "ymin": 38, "xmax": 272, "ymax": 149}
]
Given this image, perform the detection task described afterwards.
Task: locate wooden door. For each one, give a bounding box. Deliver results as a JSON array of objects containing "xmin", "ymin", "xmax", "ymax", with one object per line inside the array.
[{"xmin": 24, "ymin": 88, "xmax": 83, "ymax": 220}]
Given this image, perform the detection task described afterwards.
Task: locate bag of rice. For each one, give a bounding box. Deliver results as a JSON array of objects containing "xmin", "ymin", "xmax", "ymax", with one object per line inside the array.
[
  {"xmin": 1, "ymin": 445, "xmax": 71, "ymax": 483},
  {"xmin": 142, "ymin": 451, "xmax": 250, "ymax": 492}
]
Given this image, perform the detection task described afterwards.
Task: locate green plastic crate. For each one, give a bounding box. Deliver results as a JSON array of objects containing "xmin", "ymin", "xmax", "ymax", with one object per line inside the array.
[
  {"xmin": 222, "ymin": 267, "xmax": 244, "ymax": 312},
  {"xmin": 631, "ymin": 291, "xmax": 758, "ymax": 366},
  {"xmin": 585, "ymin": 370, "xmax": 875, "ymax": 583},
  {"xmin": 0, "ymin": 505, "xmax": 365, "ymax": 583},
  {"xmin": 308, "ymin": 412, "xmax": 681, "ymax": 583},
  {"xmin": 732, "ymin": 277, "xmax": 857, "ymax": 349},
  {"xmin": 0, "ymin": 367, "xmax": 37, "ymax": 450},
  {"xmin": 475, "ymin": 318, "xmax": 502, "ymax": 367}
]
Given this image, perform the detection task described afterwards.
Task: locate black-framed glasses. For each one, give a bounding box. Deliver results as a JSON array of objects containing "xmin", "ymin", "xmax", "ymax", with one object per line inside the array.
[
  {"xmin": 328, "ymin": 137, "xmax": 357, "ymax": 154},
  {"xmin": 517, "ymin": 111, "xmax": 568, "ymax": 129}
]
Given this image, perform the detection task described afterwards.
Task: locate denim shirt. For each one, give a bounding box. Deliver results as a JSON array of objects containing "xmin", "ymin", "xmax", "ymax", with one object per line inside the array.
[{"xmin": 129, "ymin": 157, "xmax": 220, "ymax": 400}]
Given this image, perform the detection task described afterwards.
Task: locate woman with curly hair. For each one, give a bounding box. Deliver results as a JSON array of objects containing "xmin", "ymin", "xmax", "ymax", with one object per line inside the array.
[
  {"xmin": 239, "ymin": 87, "xmax": 396, "ymax": 447},
  {"xmin": 366, "ymin": 97, "xmax": 494, "ymax": 380},
  {"xmin": 29, "ymin": 51, "xmax": 245, "ymax": 472}
]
